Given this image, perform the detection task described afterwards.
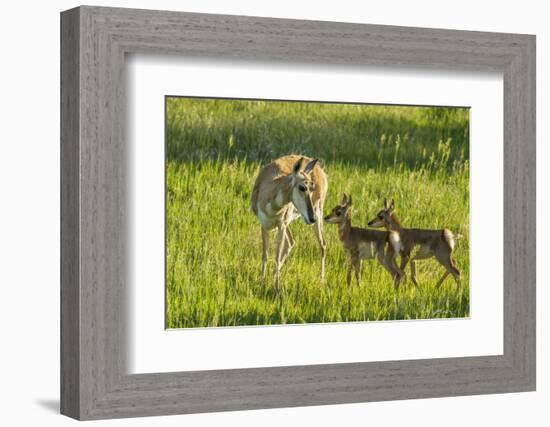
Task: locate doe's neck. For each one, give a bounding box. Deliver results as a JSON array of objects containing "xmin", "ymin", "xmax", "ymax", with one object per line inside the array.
[{"xmin": 271, "ymin": 177, "xmax": 293, "ymax": 211}]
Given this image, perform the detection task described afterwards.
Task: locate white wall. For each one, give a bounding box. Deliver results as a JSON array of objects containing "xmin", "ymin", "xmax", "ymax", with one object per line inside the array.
[{"xmin": 0, "ymin": 0, "xmax": 546, "ymax": 425}]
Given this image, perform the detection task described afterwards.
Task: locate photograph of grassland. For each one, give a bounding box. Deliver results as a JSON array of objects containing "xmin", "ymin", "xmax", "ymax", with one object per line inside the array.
[{"xmin": 166, "ymin": 97, "xmax": 469, "ymax": 329}]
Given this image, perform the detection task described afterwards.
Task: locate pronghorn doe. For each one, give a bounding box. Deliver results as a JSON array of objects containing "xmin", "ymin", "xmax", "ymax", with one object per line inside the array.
[
  {"xmin": 251, "ymin": 155, "xmax": 328, "ymax": 290},
  {"xmin": 324, "ymin": 194, "xmax": 404, "ymax": 288},
  {"xmin": 367, "ymin": 199, "xmax": 461, "ymax": 288}
]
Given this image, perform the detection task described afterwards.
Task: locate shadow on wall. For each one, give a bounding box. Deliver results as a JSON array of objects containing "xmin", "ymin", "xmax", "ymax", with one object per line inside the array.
[{"xmin": 35, "ymin": 399, "xmax": 59, "ymax": 414}]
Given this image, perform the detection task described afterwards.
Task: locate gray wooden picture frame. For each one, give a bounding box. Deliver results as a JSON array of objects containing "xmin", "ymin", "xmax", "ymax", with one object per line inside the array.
[{"xmin": 60, "ymin": 5, "xmax": 536, "ymax": 421}]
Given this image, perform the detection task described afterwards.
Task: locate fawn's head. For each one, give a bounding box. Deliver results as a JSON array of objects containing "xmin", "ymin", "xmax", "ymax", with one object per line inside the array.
[
  {"xmin": 324, "ymin": 193, "xmax": 352, "ymax": 224},
  {"xmin": 289, "ymin": 157, "xmax": 318, "ymax": 224},
  {"xmin": 368, "ymin": 198, "xmax": 395, "ymax": 228}
]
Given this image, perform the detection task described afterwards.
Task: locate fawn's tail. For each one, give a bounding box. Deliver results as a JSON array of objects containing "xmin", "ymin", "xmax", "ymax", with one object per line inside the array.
[{"xmin": 442, "ymin": 229, "xmax": 461, "ymax": 251}]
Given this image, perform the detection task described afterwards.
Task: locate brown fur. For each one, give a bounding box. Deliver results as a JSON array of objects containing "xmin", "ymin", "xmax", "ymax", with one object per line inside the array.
[
  {"xmin": 324, "ymin": 195, "xmax": 404, "ymax": 288},
  {"xmin": 368, "ymin": 199, "xmax": 460, "ymax": 288}
]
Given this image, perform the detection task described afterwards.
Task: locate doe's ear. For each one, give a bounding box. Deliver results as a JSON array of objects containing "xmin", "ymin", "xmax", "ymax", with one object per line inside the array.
[
  {"xmin": 390, "ymin": 199, "xmax": 395, "ymax": 210},
  {"xmin": 348, "ymin": 195, "xmax": 353, "ymax": 206},
  {"xmin": 292, "ymin": 157, "xmax": 304, "ymax": 174},
  {"xmin": 383, "ymin": 198, "xmax": 388, "ymax": 210},
  {"xmin": 303, "ymin": 158, "xmax": 318, "ymax": 174}
]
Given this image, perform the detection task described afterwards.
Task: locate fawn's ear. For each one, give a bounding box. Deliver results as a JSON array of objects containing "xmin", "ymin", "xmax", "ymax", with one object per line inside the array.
[
  {"xmin": 348, "ymin": 195, "xmax": 353, "ymax": 206},
  {"xmin": 383, "ymin": 198, "xmax": 388, "ymax": 210},
  {"xmin": 303, "ymin": 158, "xmax": 318, "ymax": 174},
  {"xmin": 341, "ymin": 193, "xmax": 348, "ymax": 204},
  {"xmin": 292, "ymin": 157, "xmax": 304, "ymax": 174},
  {"xmin": 390, "ymin": 199, "xmax": 395, "ymax": 211}
]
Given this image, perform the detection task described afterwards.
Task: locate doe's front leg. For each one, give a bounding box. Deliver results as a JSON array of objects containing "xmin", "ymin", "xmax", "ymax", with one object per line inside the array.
[
  {"xmin": 313, "ymin": 214, "xmax": 327, "ymax": 281},
  {"xmin": 274, "ymin": 225, "xmax": 286, "ymax": 292},
  {"xmin": 260, "ymin": 227, "xmax": 270, "ymax": 282}
]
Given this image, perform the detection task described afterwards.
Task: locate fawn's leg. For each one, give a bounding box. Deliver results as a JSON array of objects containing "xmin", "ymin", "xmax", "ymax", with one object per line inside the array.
[
  {"xmin": 388, "ymin": 247, "xmax": 405, "ymax": 284},
  {"xmin": 346, "ymin": 260, "xmax": 354, "ymax": 288},
  {"xmin": 377, "ymin": 250, "xmax": 398, "ymax": 283},
  {"xmin": 353, "ymin": 257, "xmax": 362, "ymax": 286},
  {"xmin": 435, "ymin": 252, "xmax": 461, "ymax": 288},
  {"xmin": 400, "ymin": 254, "xmax": 410, "ymax": 272},
  {"xmin": 436, "ymin": 271, "xmax": 450, "ymax": 288},
  {"xmin": 396, "ymin": 255, "xmax": 410, "ymax": 289},
  {"xmin": 347, "ymin": 253, "xmax": 359, "ymax": 287},
  {"xmin": 449, "ymin": 258, "xmax": 461, "ymax": 285},
  {"xmin": 410, "ymin": 260, "xmax": 420, "ymax": 287}
]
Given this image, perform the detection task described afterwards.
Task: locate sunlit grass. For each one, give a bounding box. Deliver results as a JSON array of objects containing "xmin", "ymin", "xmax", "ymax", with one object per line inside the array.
[{"xmin": 166, "ymin": 98, "xmax": 470, "ymax": 328}]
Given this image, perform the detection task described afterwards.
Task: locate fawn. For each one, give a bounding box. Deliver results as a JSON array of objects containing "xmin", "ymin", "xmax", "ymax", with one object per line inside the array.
[
  {"xmin": 324, "ymin": 194, "xmax": 404, "ymax": 288},
  {"xmin": 368, "ymin": 199, "xmax": 461, "ymax": 288}
]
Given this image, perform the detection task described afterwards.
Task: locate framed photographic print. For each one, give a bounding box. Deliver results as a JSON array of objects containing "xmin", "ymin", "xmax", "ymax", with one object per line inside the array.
[
  {"xmin": 61, "ymin": 5, "xmax": 536, "ymax": 420},
  {"xmin": 164, "ymin": 97, "xmax": 470, "ymax": 328}
]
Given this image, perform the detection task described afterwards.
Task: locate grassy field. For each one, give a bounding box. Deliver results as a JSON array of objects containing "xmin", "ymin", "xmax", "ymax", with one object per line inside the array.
[{"xmin": 166, "ymin": 97, "xmax": 470, "ymax": 328}]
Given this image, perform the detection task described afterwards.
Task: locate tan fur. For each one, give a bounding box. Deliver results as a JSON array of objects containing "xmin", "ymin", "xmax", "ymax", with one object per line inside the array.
[
  {"xmin": 443, "ymin": 229, "xmax": 455, "ymax": 251},
  {"xmin": 367, "ymin": 199, "xmax": 461, "ymax": 288},
  {"xmin": 251, "ymin": 155, "xmax": 328, "ymax": 290},
  {"xmin": 251, "ymin": 155, "xmax": 326, "ymax": 216},
  {"xmin": 324, "ymin": 195, "xmax": 404, "ymax": 288}
]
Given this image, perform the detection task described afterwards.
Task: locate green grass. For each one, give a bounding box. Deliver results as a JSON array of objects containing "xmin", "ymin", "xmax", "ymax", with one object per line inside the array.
[{"xmin": 166, "ymin": 97, "xmax": 470, "ymax": 328}]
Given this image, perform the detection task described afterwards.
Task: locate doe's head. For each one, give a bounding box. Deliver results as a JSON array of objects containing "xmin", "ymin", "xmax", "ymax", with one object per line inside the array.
[
  {"xmin": 290, "ymin": 157, "xmax": 318, "ymax": 225},
  {"xmin": 324, "ymin": 193, "xmax": 353, "ymax": 224},
  {"xmin": 367, "ymin": 198, "xmax": 395, "ymax": 228}
]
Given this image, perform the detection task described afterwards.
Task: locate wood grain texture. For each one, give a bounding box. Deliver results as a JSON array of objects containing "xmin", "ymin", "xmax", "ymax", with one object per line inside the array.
[
  {"xmin": 60, "ymin": 5, "xmax": 536, "ymax": 420},
  {"xmin": 60, "ymin": 7, "xmax": 80, "ymax": 419}
]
